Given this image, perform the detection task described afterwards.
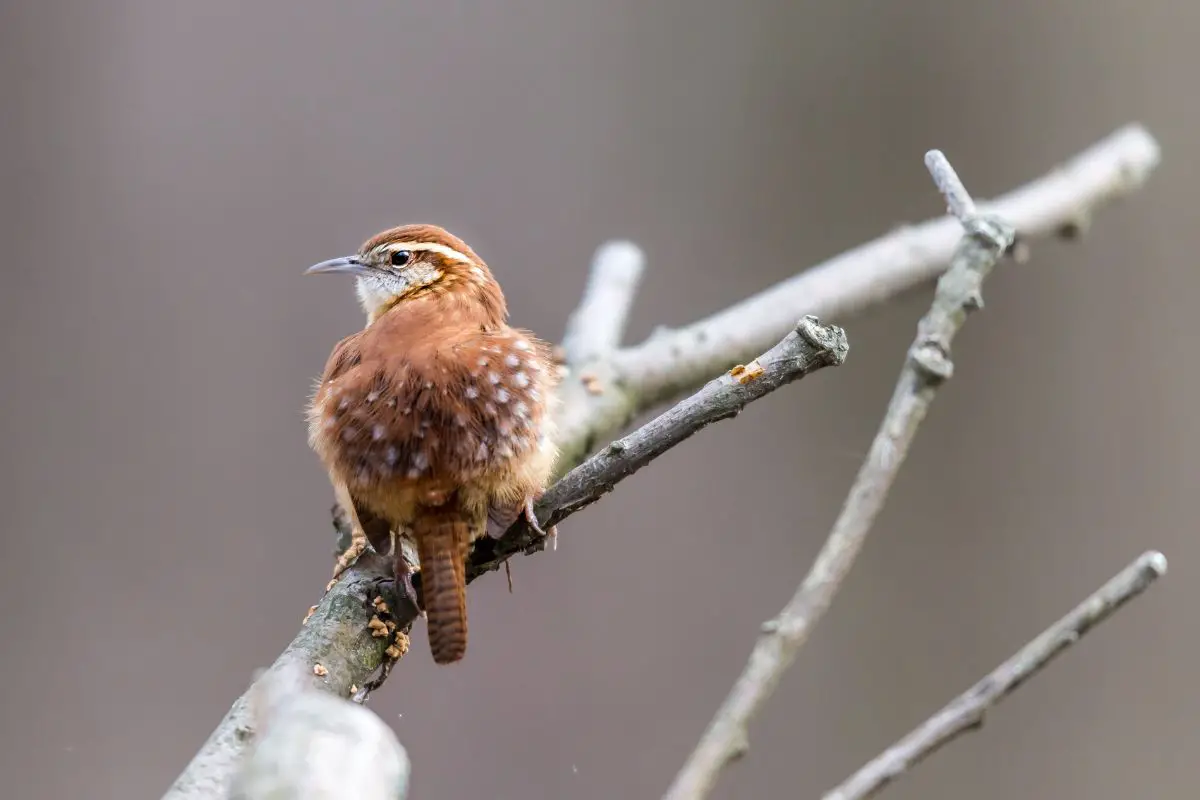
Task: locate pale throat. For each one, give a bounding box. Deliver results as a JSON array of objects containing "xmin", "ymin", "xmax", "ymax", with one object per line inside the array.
[{"xmin": 355, "ymin": 276, "xmax": 398, "ymax": 324}]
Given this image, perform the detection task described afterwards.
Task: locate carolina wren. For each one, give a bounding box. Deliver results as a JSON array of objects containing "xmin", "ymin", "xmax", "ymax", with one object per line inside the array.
[{"xmin": 305, "ymin": 224, "xmax": 559, "ymax": 664}]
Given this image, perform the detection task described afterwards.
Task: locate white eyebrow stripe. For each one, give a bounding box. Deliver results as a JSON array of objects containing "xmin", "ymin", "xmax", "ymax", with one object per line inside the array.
[{"xmin": 382, "ymin": 241, "xmax": 475, "ymax": 265}]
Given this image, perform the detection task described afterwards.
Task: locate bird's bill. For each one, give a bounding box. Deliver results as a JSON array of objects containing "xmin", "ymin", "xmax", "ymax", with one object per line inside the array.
[{"xmin": 304, "ymin": 256, "xmax": 372, "ymax": 276}]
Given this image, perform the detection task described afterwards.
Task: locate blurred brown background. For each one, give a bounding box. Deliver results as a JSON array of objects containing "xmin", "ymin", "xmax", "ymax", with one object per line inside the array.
[{"xmin": 0, "ymin": 1, "xmax": 1191, "ymax": 798}]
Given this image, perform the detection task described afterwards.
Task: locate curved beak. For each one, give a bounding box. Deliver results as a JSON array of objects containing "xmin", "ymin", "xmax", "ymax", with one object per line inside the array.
[{"xmin": 304, "ymin": 256, "xmax": 372, "ymax": 276}]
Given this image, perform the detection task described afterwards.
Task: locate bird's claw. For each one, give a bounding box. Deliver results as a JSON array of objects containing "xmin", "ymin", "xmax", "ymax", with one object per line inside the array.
[{"xmin": 522, "ymin": 496, "xmax": 557, "ymax": 551}]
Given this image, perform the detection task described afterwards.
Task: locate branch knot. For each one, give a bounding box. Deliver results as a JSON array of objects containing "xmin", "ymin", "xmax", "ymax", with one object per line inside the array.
[{"xmin": 797, "ymin": 315, "xmax": 850, "ymax": 367}]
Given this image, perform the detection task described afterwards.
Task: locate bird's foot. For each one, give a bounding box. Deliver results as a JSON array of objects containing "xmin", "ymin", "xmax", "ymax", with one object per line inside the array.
[{"xmin": 326, "ymin": 528, "xmax": 368, "ymax": 592}]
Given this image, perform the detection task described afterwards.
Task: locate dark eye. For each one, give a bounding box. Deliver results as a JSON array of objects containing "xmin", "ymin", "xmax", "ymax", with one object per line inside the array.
[{"xmin": 390, "ymin": 250, "xmax": 411, "ymax": 267}]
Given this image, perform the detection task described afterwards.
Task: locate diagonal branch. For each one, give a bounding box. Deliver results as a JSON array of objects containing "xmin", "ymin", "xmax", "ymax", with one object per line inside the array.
[
  {"xmin": 822, "ymin": 550, "xmax": 1168, "ymax": 800},
  {"xmin": 661, "ymin": 151, "xmax": 1017, "ymax": 800},
  {"xmin": 468, "ymin": 315, "xmax": 849, "ymax": 577},
  {"xmin": 553, "ymin": 124, "xmax": 1161, "ymax": 466}
]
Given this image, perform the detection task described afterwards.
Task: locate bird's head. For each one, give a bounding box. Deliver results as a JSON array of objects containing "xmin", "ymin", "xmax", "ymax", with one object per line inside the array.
[{"xmin": 306, "ymin": 223, "xmax": 506, "ymax": 326}]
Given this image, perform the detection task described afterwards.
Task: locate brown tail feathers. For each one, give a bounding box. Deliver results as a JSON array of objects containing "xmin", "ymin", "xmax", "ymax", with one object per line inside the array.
[{"xmin": 413, "ymin": 509, "xmax": 472, "ymax": 664}]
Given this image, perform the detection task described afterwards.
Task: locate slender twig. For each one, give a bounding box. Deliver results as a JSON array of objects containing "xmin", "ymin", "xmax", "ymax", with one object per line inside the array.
[
  {"xmin": 229, "ymin": 664, "xmax": 411, "ymax": 800},
  {"xmin": 554, "ymin": 124, "xmax": 1161, "ymax": 466},
  {"xmin": 470, "ymin": 316, "xmax": 849, "ymax": 576},
  {"xmin": 560, "ymin": 239, "xmax": 646, "ymax": 365},
  {"xmin": 661, "ymin": 152, "xmax": 1016, "ymax": 800},
  {"xmin": 823, "ymin": 551, "xmax": 1168, "ymax": 800}
]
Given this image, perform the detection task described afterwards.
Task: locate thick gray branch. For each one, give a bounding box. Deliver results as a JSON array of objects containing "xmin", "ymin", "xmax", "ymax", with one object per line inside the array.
[
  {"xmin": 229, "ymin": 664, "xmax": 411, "ymax": 800},
  {"xmin": 560, "ymin": 239, "xmax": 646, "ymax": 365},
  {"xmin": 163, "ymin": 551, "xmax": 409, "ymax": 800},
  {"xmin": 554, "ymin": 124, "xmax": 1161, "ymax": 466},
  {"xmin": 823, "ymin": 551, "xmax": 1168, "ymax": 800},
  {"xmin": 661, "ymin": 153, "xmax": 1017, "ymax": 800}
]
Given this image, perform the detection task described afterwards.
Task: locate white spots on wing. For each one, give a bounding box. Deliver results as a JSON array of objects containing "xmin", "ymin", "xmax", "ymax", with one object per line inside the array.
[
  {"xmin": 505, "ymin": 353, "xmax": 520, "ymax": 368},
  {"xmin": 497, "ymin": 442, "xmax": 514, "ymax": 458},
  {"xmin": 411, "ymin": 451, "xmax": 429, "ymax": 472},
  {"xmin": 484, "ymin": 402, "xmax": 497, "ymax": 416},
  {"xmin": 337, "ymin": 396, "xmax": 350, "ymax": 412},
  {"xmin": 475, "ymin": 442, "xmax": 489, "ymax": 461},
  {"xmin": 372, "ymin": 424, "xmax": 386, "ymax": 441},
  {"xmin": 514, "ymin": 401, "xmax": 529, "ymax": 419},
  {"xmin": 454, "ymin": 413, "xmax": 468, "ymax": 427},
  {"xmin": 423, "ymin": 381, "xmax": 433, "ymax": 390},
  {"xmin": 385, "ymin": 398, "xmax": 396, "ymax": 408},
  {"xmin": 488, "ymin": 371, "xmax": 501, "ymax": 385},
  {"xmin": 514, "ymin": 339, "xmax": 529, "ymax": 351},
  {"xmin": 341, "ymin": 426, "xmax": 357, "ymax": 442},
  {"xmin": 477, "ymin": 356, "xmax": 489, "ymax": 367},
  {"xmin": 496, "ymin": 388, "xmax": 510, "ymax": 403},
  {"xmin": 465, "ymin": 385, "xmax": 479, "ymax": 399},
  {"xmin": 513, "ymin": 372, "xmax": 530, "ymax": 388},
  {"xmin": 385, "ymin": 446, "xmax": 399, "ymax": 466},
  {"xmin": 366, "ymin": 391, "xmax": 379, "ymax": 403}
]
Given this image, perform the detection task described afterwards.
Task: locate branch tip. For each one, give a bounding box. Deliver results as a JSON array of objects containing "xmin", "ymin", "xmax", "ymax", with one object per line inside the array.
[{"xmin": 823, "ymin": 550, "xmax": 1168, "ymax": 800}]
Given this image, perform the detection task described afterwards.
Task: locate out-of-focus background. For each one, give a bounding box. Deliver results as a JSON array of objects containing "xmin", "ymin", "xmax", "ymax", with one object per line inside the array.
[{"xmin": 0, "ymin": 2, "xmax": 1191, "ymax": 798}]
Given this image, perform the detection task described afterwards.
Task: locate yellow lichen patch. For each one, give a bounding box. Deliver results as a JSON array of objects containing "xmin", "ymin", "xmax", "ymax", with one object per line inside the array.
[
  {"xmin": 313, "ymin": 663, "xmax": 328, "ymax": 677},
  {"xmin": 731, "ymin": 360, "xmax": 764, "ymax": 384}
]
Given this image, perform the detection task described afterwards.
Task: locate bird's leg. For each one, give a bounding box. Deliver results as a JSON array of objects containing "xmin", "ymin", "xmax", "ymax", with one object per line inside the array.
[{"xmin": 326, "ymin": 481, "xmax": 370, "ymax": 591}]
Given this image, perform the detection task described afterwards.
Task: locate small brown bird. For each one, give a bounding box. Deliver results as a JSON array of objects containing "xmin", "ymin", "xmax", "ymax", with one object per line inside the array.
[{"xmin": 305, "ymin": 224, "xmax": 559, "ymax": 664}]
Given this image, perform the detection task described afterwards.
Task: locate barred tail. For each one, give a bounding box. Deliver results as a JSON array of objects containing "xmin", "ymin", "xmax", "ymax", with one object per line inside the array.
[{"xmin": 413, "ymin": 510, "xmax": 471, "ymax": 664}]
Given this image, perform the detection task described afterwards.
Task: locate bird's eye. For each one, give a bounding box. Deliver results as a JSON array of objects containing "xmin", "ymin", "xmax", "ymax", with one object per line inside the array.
[{"xmin": 390, "ymin": 250, "xmax": 412, "ymax": 267}]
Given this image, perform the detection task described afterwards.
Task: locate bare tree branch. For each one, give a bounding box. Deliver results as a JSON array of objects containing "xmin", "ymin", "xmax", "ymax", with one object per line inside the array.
[
  {"xmin": 229, "ymin": 664, "xmax": 411, "ymax": 800},
  {"xmin": 554, "ymin": 124, "xmax": 1161, "ymax": 466},
  {"xmin": 164, "ymin": 125, "xmax": 1162, "ymax": 799},
  {"xmin": 823, "ymin": 550, "xmax": 1168, "ymax": 800},
  {"xmin": 560, "ymin": 239, "xmax": 646, "ymax": 365},
  {"xmin": 661, "ymin": 151, "xmax": 1017, "ymax": 800}
]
